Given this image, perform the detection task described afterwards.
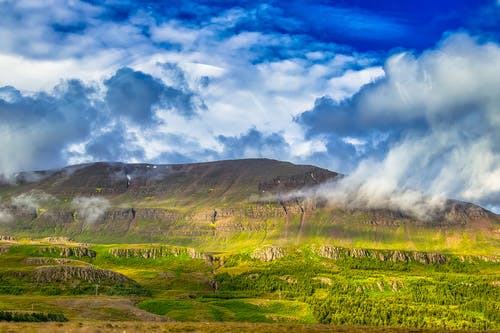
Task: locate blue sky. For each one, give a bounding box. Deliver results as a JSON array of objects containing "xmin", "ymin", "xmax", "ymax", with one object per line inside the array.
[{"xmin": 0, "ymin": 0, "xmax": 499, "ymax": 212}]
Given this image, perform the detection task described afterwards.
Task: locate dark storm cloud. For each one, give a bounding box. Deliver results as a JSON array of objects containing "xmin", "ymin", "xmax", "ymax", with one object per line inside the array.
[
  {"xmin": 104, "ymin": 68, "xmax": 164, "ymax": 123},
  {"xmin": 0, "ymin": 79, "xmax": 101, "ymax": 174},
  {"xmin": 297, "ymin": 83, "xmax": 429, "ymax": 138},
  {"xmin": 84, "ymin": 124, "xmax": 145, "ymax": 162},
  {"xmin": 104, "ymin": 67, "xmax": 199, "ymax": 124},
  {"xmin": 217, "ymin": 129, "xmax": 290, "ymax": 159},
  {"xmin": 0, "ymin": 65, "xmax": 205, "ymax": 174}
]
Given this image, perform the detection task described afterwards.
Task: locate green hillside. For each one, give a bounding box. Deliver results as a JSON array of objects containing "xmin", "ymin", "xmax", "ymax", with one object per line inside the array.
[
  {"xmin": 0, "ymin": 239, "xmax": 498, "ymax": 330},
  {"xmin": 0, "ymin": 159, "xmax": 498, "ymax": 254}
]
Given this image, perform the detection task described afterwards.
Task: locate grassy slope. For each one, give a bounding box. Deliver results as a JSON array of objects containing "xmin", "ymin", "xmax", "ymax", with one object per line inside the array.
[{"xmin": 4, "ymin": 207, "xmax": 498, "ymax": 257}]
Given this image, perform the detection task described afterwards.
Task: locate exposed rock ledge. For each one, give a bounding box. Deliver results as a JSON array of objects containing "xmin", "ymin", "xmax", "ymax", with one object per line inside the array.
[
  {"xmin": 248, "ymin": 245, "xmax": 451, "ymax": 264},
  {"xmin": 313, "ymin": 245, "xmax": 448, "ymax": 264},
  {"xmin": 23, "ymin": 257, "xmax": 89, "ymax": 266},
  {"xmin": 32, "ymin": 265, "xmax": 130, "ymax": 284},
  {"xmin": 108, "ymin": 246, "xmax": 212, "ymax": 262},
  {"xmin": 251, "ymin": 246, "xmax": 286, "ymax": 261},
  {"xmin": 39, "ymin": 246, "xmax": 96, "ymax": 258}
]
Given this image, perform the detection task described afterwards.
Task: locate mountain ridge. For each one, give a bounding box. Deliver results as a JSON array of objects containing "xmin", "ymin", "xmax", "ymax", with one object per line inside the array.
[{"xmin": 0, "ymin": 158, "xmax": 498, "ymax": 254}]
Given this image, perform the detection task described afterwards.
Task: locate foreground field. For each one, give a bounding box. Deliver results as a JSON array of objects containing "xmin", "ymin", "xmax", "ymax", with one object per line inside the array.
[
  {"xmin": 0, "ymin": 239, "xmax": 498, "ymax": 331},
  {"xmin": 1, "ymin": 322, "xmax": 498, "ymax": 333}
]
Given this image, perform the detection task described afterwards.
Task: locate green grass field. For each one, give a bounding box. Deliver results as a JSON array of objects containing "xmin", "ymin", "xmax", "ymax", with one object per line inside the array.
[{"xmin": 0, "ymin": 238, "xmax": 498, "ymax": 332}]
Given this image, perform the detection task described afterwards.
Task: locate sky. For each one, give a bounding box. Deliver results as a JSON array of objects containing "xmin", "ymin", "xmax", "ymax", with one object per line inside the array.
[{"xmin": 0, "ymin": 0, "xmax": 499, "ymax": 213}]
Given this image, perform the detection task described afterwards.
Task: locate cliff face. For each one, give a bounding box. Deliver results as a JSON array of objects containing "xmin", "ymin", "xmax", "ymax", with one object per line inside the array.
[
  {"xmin": 5, "ymin": 202, "xmax": 494, "ymax": 224},
  {"xmin": 108, "ymin": 246, "xmax": 212, "ymax": 262},
  {"xmin": 251, "ymin": 247, "xmax": 287, "ymax": 261},
  {"xmin": 38, "ymin": 246, "xmax": 96, "ymax": 258},
  {"xmin": 32, "ymin": 265, "xmax": 130, "ymax": 284},
  {"xmin": 23, "ymin": 257, "xmax": 88, "ymax": 265},
  {"xmin": 1, "ymin": 198, "xmax": 497, "ymax": 248},
  {"xmin": 313, "ymin": 246, "xmax": 448, "ymax": 265},
  {"xmin": 101, "ymin": 243, "xmax": 496, "ymax": 266}
]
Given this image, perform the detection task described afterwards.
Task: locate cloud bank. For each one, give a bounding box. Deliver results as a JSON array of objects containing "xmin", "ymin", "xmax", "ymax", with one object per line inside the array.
[{"xmin": 298, "ymin": 33, "xmax": 500, "ymax": 212}]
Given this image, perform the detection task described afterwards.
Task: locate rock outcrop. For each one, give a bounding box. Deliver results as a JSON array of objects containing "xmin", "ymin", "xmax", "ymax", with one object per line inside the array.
[
  {"xmin": 32, "ymin": 265, "xmax": 130, "ymax": 284},
  {"xmin": 42, "ymin": 236, "xmax": 72, "ymax": 244},
  {"xmin": 39, "ymin": 246, "xmax": 96, "ymax": 258},
  {"xmin": 251, "ymin": 246, "xmax": 286, "ymax": 261},
  {"xmin": 23, "ymin": 257, "xmax": 89, "ymax": 265},
  {"xmin": 458, "ymin": 255, "xmax": 500, "ymax": 263},
  {"xmin": 108, "ymin": 246, "xmax": 212, "ymax": 261},
  {"xmin": 0, "ymin": 246, "xmax": 10, "ymax": 254},
  {"xmin": 313, "ymin": 245, "xmax": 448, "ymax": 265}
]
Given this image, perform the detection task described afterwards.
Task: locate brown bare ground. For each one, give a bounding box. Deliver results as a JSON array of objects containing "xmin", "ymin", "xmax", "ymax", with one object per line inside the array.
[
  {"xmin": 51, "ymin": 298, "xmax": 168, "ymax": 322},
  {"xmin": 0, "ymin": 322, "xmax": 496, "ymax": 333}
]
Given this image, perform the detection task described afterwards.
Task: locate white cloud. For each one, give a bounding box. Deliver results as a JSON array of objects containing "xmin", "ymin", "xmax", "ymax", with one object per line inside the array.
[
  {"xmin": 0, "ymin": 53, "xmax": 122, "ymax": 91},
  {"xmin": 0, "ymin": 210, "xmax": 13, "ymax": 223},
  {"xmin": 290, "ymin": 137, "xmax": 328, "ymax": 157},
  {"xmin": 150, "ymin": 21, "xmax": 200, "ymax": 45},
  {"xmin": 327, "ymin": 66, "xmax": 384, "ymax": 101},
  {"xmin": 11, "ymin": 190, "xmax": 57, "ymax": 211},
  {"xmin": 181, "ymin": 62, "xmax": 226, "ymax": 79},
  {"xmin": 304, "ymin": 33, "xmax": 500, "ymax": 212},
  {"xmin": 342, "ymin": 137, "xmax": 366, "ymax": 146},
  {"xmin": 72, "ymin": 197, "xmax": 110, "ymax": 225}
]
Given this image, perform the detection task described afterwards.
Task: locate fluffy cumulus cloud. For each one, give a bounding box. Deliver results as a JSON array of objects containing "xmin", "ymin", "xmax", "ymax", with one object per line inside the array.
[
  {"xmin": 0, "ymin": 0, "xmax": 499, "ymax": 213},
  {"xmin": 0, "ymin": 0, "xmax": 387, "ymax": 173},
  {"xmin": 297, "ymin": 33, "xmax": 500, "ymax": 212},
  {"xmin": 0, "ymin": 80, "xmax": 101, "ymax": 175}
]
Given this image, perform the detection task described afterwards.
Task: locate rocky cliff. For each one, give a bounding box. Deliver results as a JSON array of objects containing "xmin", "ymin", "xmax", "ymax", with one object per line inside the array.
[
  {"xmin": 38, "ymin": 246, "xmax": 96, "ymax": 258},
  {"xmin": 313, "ymin": 245, "xmax": 448, "ymax": 264},
  {"xmin": 251, "ymin": 246, "xmax": 287, "ymax": 261},
  {"xmin": 32, "ymin": 265, "xmax": 131, "ymax": 284},
  {"xmin": 108, "ymin": 246, "xmax": 212, "ymax": 261}
]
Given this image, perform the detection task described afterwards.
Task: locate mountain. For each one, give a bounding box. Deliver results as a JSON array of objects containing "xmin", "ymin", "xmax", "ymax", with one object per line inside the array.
[
  {"xmin": 0, "ymin": 158, "xmax": 498, "ymax": 254},
  {"xmin": 5, "ymin": 159, "xmax": 338, "ymax": 202}
]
